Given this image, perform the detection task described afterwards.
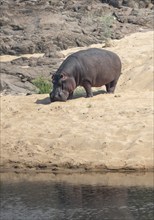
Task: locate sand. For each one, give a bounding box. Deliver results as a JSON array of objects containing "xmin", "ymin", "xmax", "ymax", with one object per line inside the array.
[
  {"xmin": 0, "ymin": 53, "xmax": 44, "ymax": 62},
  {"xmin": 0, "ymin": 31, "xmax": 154, "ymax": 172}
]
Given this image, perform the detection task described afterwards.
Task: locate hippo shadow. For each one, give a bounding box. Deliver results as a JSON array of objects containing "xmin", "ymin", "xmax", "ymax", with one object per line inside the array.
[
  {"xmin": 35, "ymin": 97, "xmax": 51, "ymax": 105},
  {"xmin": 35, "ymin": 89, "xmax": 107, "ymax": 105},
  {"xmin": 73, "ymin": 88, "xmax": 107, "ymax": 99},
  {"xmin": 93, "ymin": 89, "xmax": 107, "ymax": 96}
]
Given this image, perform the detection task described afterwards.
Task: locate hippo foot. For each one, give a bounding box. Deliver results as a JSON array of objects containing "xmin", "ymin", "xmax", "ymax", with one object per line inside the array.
[{"xmin": 86, "ymin": 94, "xmax": 93, "ymax": 98}]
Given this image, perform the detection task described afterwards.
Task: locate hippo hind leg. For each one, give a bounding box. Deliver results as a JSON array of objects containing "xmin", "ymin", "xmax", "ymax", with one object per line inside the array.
[
  {"xmin": 82, "ymin": 80, "xmax": 93, "ymax": 97},
  {"xmin": 105, "ymin": 78, "xmax": 119, "ymax": 94}
]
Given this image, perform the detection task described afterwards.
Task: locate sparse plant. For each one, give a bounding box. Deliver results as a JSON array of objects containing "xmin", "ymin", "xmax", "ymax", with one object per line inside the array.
[
  {"xmin": 32, "ymin": 76, "xmax": 51, "ymax": 94},
  {"xmin": 99, "ymin": 14, "xmax": 114, "ymax": 39},
  {"xmin": 83, "ymin": 12, "xmax": 114, "ymax": 40},
  {"xmin": 87, "ymin": 104, "xmax": 92, "ymax": 108}
]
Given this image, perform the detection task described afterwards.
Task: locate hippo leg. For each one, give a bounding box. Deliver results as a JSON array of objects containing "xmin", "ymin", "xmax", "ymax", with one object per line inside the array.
[
  {"xmin": 68, "ymin": 92, "xmax": 74, "ymax": 100},
  {"xmin": 105, "ymin": 78, "xmax": 118, "ymax": 94},
  {"xmin": 83, "ymin": 81, "xmax": 93, "ymax": 97}
]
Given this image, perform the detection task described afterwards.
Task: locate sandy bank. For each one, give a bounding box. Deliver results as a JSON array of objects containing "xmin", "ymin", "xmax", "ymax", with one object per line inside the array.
[{"xmin": 0, "ymin": 31, "xmax": 154, "ymax": 172}]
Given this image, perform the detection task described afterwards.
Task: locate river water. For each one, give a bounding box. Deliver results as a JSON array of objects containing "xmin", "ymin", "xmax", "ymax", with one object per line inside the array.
[{"xmin": 0, "ymin": 172, "xmax": 154, "ymax": 220}]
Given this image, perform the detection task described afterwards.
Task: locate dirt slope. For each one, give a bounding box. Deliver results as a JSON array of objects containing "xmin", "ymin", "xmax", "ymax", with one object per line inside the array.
[{"xmin": 1, "ymin": 31, "xmax": 153, "ymax": 172}]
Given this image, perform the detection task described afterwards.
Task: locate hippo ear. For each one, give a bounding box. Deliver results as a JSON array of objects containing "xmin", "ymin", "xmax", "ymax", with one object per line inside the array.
[{"xmin": 60, "ymin": 74, "xmax": 67, "ymax": 81}]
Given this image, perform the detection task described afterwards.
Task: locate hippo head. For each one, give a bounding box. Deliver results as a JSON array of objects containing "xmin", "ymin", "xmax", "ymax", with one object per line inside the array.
[{"xmin": 50, "ymin": 72, "xmax": 76, "ymax": 102}]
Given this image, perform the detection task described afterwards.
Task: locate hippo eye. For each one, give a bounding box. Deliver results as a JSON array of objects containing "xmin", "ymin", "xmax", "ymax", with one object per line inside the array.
[{"xmin": 60, "ymin": 74, "xmax": 67, "ymax": 81}]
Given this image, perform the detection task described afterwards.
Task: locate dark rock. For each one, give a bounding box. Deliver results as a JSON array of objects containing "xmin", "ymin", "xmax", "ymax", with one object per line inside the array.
[
  {"xmin": 28, "ymin": 57, "xmax": 38, "ymax": 67},
  {"xmin": 122, "ymin": 0, "xmax": 139, "ymax": 8},
  {"xmin": 101, "ymin": 0, "xmax": 122, "ymax": 8},
  {"xmin": 0, "ymin": 73, "xmax": 37, "ymax": 95},
  {"xmin": 8, "ymin": 50, "xmax": 17, "ymax": 55},
  {"xmin": 0, "ymin": 16, "xmax": 10, "ymax": 26},
  {"xmin": 11, "ymin": 24, "xmax": 24, "ymax": 31},
  {"xmin": 11, "ymin": 42, "xmax": 36, "ymax": 54},
  {"xmin": 0, "ymin": 61, "xmax": 52, "ymax": 94},
  {"xmin": 2, "ymin": 27, "xmax": 14, "ymax": 35},
  {"xmin": 44, "ymin": 51, "xmax": 65, "ymax": 58},
  {"xmin": 11, "ymin": 57, "xmax": 29, "ymax": 66},
  {"xmin": 37, "ymin": 57, "xmax": 52, "ymax": 66}
]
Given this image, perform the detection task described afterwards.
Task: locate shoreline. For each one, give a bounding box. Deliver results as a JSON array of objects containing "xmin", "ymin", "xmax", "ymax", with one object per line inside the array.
[
  {"xmin": 1, "ymin": 163, "xmax": 154, "ymax": 174},
  {"xmin": 1, "ymin": 171, "xmax": 153, "ymax": 188}
]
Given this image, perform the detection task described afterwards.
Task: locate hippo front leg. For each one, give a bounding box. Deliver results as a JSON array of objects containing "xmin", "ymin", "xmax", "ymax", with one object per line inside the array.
[
  {"xmin": 83, "ymin": 80, "xmax": 93, "ymax": 98},
  {"xmin": 68, "ymin": 92, "xmax": 74, "ymax": 100}
]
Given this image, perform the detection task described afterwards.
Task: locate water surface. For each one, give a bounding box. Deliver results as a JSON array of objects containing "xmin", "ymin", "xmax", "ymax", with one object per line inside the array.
[{"xmin": 0, "ymin": 172, "xmax": 154, "ymax": 220}]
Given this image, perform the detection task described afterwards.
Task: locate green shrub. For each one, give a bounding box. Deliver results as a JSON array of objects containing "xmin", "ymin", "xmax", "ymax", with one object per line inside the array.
[
  {"xmin": 84, "ymin": 12, "xmax": 114, "ymax": 39},
  {"xmin": 99, "ymin": 14, "xmax": 114, "ymax": 39},
  {"xmin": 32, "ymin": 76, "xmax": 52, "ymax": 94},
  {"xmin": 74, "ymin": 87, "xmax": 86, "ymax": 98}
]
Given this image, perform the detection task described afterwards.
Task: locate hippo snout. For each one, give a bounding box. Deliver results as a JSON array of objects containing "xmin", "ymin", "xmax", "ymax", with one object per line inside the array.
[
  {"xmin": 49, "ymin": 92, "xmax": 60, "ymax": 102},
  {"xmin": 49, "ymin": 91, "xmax": 68, "ymax": 102}
]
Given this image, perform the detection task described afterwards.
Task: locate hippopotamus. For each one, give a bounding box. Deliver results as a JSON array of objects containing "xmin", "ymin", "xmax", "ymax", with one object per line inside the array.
[{"xmin": 50, "ymin": 48, "xmax": 121, "ymax": 102}]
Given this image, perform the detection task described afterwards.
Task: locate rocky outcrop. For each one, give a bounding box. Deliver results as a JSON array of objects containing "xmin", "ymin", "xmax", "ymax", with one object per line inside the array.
[
  {"xmin": 0, "ymin": 0, "xmax": 153, "ymax": 55},
  {"xmin": 0, "ymin": 55, "xmax": 63, "ymax": 95},
  {"xmin": 102, "ymin": 0, "xmax": 154, "ymax": 9},
  {"xmin": 0, "ymin": 0, "xmax": 153, "ymax": 95}
]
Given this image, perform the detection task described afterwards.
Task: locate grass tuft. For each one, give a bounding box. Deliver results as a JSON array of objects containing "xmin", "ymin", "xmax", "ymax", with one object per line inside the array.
[{"xmin": 32, "ymin": 76, "xmax": 52, "ymax": 94}]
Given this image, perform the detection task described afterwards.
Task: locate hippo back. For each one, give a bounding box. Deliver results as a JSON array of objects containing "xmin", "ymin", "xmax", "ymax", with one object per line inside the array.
[{"xmin": 72, "ymin": 48, "xmax": 122, "ymax": 87}]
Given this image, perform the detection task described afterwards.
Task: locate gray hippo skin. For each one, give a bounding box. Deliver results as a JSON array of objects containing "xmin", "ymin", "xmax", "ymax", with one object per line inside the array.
[{"xmin": 50, "ymin": 48, "xmax": 122, "ymax": 102}]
